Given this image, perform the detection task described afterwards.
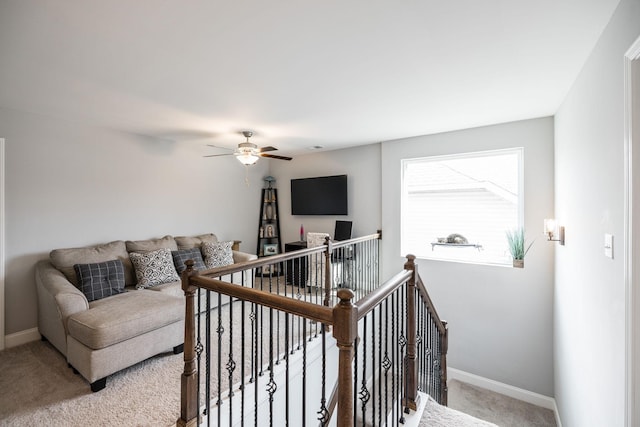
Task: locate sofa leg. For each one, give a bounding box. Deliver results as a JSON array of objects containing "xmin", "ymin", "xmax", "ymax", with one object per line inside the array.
[
  {"xmin": 90, "ymin": 378, "xmax": 107, "ymax": 392},
  {"xmin": 173, "ymin": 343, "xmax": 184, "ymax": 354}
]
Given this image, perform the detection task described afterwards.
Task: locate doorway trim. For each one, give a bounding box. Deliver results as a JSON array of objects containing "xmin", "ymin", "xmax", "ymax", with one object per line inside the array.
[{"xmin": 624, "ymin": 36, "xmax": 640, "ymax": 427}]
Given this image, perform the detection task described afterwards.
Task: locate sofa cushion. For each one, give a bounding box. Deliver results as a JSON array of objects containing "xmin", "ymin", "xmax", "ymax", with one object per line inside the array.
[
  {"xmin": 202, "ymin": 241, "xmax": 234, "ymax": 269},
  {"xmin": 50, "ymin": 240, "xmax": 135, "ymax": 286},
  {"xmin": 73, "ymin": 259, "xmax": 126, "ymax": 302},
  {"xmin": 125, "ymin": 235, "xmax": 178, "ymax": 253},
  {"xmin": 146, "ymin": 280, "xmax": 183, "ymax": 297},
  {"xmin": 67, "ymin": 290, "xmax": 183, "ymax": 350},
  {"xmin": 175, "ymin": 233, "xmax": 218, "ymax": 250},
  {"xmin": 129, "ymin": 248, "xmax": 180, "ymax": 289}
]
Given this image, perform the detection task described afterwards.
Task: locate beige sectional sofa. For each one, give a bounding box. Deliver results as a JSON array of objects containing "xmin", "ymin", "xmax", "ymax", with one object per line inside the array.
[{"xmin": 35, "ymin": 233, "xmax": 256, "ymax": 392}]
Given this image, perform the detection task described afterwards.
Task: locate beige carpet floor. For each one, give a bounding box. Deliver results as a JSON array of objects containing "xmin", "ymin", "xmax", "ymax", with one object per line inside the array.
[
  {"xmin": 0, "ymin": 338, "xmax": 183, "ymax": 426},
  {"xmin": 0, "ymin": 340, "xmax": 558, "ymax": 427},
  {"xmin": 448, "ymin": 380, "xmax": 557, "ymax": 427},
  {"xmin": 0, "ymin": 295, "xmax": 555, "ymax": 427}
]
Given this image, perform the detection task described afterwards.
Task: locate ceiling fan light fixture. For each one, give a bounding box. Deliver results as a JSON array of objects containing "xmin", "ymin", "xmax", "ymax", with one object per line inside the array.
[
  {"xmin": 235, "ymin": 140, "xmax": 259, "ymax": 165},
  {"xmin": 236, "ymin": 152, "xmax": 259, "ymax": 165}
]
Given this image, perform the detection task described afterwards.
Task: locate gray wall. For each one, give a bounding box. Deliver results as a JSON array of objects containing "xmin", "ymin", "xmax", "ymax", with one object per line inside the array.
[
  {"xmin": 554, "ymin": 0, "xmax": 640, "ymax": 425},
  {"xmin": 269, "ymin": 144, "xmax": 382, "ymax": 245},
  {"xmin": 380, "ymin": 117, "xmax": 556, "ymax": 397},
  {"xmin": 1, "ymin": 107, "xmax": 266, "ymax": 335}
]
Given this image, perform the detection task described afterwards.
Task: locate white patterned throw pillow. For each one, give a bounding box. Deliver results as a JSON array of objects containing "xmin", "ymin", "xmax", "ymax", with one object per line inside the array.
[
  {"xmin": 202, "ymin": 241, "xmax": 234, "ymax": 269},
  {"xmin": 129, "ymin": 248, "xmax": 180, "ymax": 289}
]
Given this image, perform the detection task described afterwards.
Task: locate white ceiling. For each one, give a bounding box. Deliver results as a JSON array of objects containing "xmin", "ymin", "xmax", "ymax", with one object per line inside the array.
[{"xmin": 0, "ymin": 0, "xmax": 620, "ymax": 155}]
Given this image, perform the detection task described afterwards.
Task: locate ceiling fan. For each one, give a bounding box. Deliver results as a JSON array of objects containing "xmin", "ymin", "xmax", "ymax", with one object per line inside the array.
[{"xmin": 204, "ymin": 131, "xmax": 292, "ymax": 165}]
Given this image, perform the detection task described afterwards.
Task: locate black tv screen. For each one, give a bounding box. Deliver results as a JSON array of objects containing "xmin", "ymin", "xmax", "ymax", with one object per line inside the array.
[{"xmin": 291, "ymin": 175, "xmax": 348, "ymax": 215}]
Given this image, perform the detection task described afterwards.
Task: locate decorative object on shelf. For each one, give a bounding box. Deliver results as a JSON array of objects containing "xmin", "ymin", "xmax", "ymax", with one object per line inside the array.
[
  {"xmin": 256, "ymin": 176, "xmax": 282, "ymax": 275},
  {"xmin": 300, "ymin": 224, "xmax": 304, "ymax": 241},
  {"xmin": 431, "ymin": 233, "xmax": 482, "ymax": 251},
  {"xmin": 544, "ymin": 218, "xmax": 565, "ymax": 245},
  {"xmin": 445, "ymin": 233, "xmax": 468, "ymax": 244},
  {"xmin": 264, "ymin": 243, "xmax": 278, "ymax": 256},
  {"xmin": 506, "ymin": 227, "xmax": 534, "ymax": 268}
]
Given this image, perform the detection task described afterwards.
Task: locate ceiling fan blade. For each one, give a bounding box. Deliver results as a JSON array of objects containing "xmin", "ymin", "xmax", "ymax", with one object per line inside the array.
[
  {"xmin": 207, "ymin": 144, "xmax": 233, "ymax": 151},
  {"xmin": 257, "ymin": 146, "xmax": 278, "ymax": 153},
  {"xmin": 260, "ymin": 153, "xmax": 293, "ymax": 161},
  {"xmin": 203, "ymin": 153, "xmax": 234, "ymax": 158}
]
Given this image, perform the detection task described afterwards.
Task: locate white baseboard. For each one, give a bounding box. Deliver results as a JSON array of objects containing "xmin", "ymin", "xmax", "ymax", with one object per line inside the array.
[
  {"xmin": 5, "ymin": 327, "xmax": 40, "ymax": 348},
  {"xmin": 552, "ymin": 398, "xmax": 563, "ymax": 427},
  {"xmin": 448, "ymin": 367, "xmax": 562, "ymax": 426}
]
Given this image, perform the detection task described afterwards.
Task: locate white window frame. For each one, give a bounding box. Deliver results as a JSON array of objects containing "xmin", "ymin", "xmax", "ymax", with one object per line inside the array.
[{"xmin": 400, "ymin": 147, "xmax": 524, "ymax": 266}]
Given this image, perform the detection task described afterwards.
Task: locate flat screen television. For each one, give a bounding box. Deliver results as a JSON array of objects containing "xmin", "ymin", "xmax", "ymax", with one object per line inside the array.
[{"xmin": 291, "ymin": 175, "xmax": 348, "ymax": 215}]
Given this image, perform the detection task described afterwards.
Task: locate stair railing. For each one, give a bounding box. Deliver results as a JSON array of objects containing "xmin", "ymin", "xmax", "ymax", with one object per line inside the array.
[{"xmin": 176, "ymin": 234, "xmax": 446, "ymax": 426}]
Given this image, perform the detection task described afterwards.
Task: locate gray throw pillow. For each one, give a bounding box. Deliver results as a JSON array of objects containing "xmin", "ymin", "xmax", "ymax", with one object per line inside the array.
[
  {"xmin": 172, "ymin": 248, "xmax": 207, "ymax": 274},
  {"xmin": 73, "ymin": 259, "xmax": 126, "ymax": 302}
]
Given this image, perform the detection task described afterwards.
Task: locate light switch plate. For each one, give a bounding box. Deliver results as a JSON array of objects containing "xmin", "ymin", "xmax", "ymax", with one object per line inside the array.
[{"xmin": 604, "ymin": 234, "xmax": 613, "ymax": 259}]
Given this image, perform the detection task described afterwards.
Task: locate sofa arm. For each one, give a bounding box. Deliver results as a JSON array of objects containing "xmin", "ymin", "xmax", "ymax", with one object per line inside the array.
[
  {"xmin": 35, "ymin": 260, "xmax": 89, "ymax": 355},
  {"xmin": 232, "ymin": 250, "xmax": 258, "ymax": 263}
]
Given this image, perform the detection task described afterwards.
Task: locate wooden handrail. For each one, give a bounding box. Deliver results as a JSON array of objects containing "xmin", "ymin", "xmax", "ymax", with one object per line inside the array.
[
  {"xmin": 190, "ymin": 274, "xmax": 334, "ymax": 325},
  {"xmin": 415, "ymin": 274, "xmax": 447, "ymax": 336},
  {"xmin": 355, "ymin": 269, "xmax": 412, "ymax": 320},
  {"xmin": 202, "ymin": 232, "xmax": 382, "ymax": 278},
  {"xmin": 329, "ymin": 231, "xmax": 381, "ymax": 249}
]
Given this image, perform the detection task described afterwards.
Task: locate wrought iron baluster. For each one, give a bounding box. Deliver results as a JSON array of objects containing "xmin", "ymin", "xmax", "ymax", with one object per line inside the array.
[
  {"xmin": 227, "ymin": 296, "xmax": 236, "ymax": 424},
  {"xmin": 205, "ymin": 290, "xmax": 211, "ymax": 425},
  {"xmin": 382, "ymin": 299, "xmax": 390, "ymax": 425},
  {"xmin": 353, "ymin": 326, "xmax": 359, "ymax": 427},
  {"xmin": 302, "ymin": 318, "xmax": 307, "ymax": 427},
  {"xmin": 372, "ymin": 307, "xmax": 376, "ymax": 427},
  {"xmin": 253, "ymin": 303, "xmax": 259, "ymax": 427},
  {"xmin": 259, "ymin": 305, "xmax": 264, "ymax": 377},
  {"xmin": 241, "ymin": 300, "xmax": 246, "ymax": 426},
  {"xmin": 377, "ymin": 303, "xmax": 383, "ymax": 427},
  {"xmin": 317, "ymin": 324, "xmax": 329, "ymax": 426},
  {"xmin": 285, "ymin": 312, "xmax": 290, "ymax": 427},
  {"xmin": 393, "ymin": 290, "xmax": 399, "ymax": 426},
  {"xmin": 267, "ymin": 307, "xmax": 277, "ymax": 427},
  {"xmin": 196, "ymin": 288, "xmax": 203, "ymax": 420},
  {"xmin": 399, "ymin": 284, "xmax": 406, "ymax": 424},
  {"xmin": 217, "ymin": 293, "xmax": 223, "ymax": 427},
  {"xmin": 359, "ymin": 315, "xmax": 370, "ymax": 424}
]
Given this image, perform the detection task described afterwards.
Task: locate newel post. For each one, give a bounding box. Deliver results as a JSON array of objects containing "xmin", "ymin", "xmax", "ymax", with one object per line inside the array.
[
  {"xmin": 332, "ymin": 289, "xmax": 357, "ymax": 427},
  {"xmin": 403, "ymin": 254, "xmax": 419, "ymax": 412},
  {"xmin": 323, "ymin": 236, "xmax": 333, "ymax": 307},
  {"xmin": 177, "ymin": 260, "xmax": 200, "ymax": 427}
]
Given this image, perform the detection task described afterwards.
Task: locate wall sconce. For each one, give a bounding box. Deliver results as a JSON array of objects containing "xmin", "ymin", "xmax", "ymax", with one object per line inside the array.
[{"xmin": 544, "ymin": 219, "xmax": 565, "ymax": 245}]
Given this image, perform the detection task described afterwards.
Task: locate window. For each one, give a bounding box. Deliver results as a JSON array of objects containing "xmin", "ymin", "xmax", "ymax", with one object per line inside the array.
[{"xmin": 401, "ymin": 148, "xmax": 523, "ymax": 266}]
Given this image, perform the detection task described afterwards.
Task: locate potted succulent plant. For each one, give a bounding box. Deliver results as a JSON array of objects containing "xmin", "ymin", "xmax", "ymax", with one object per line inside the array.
[{"xmin": 506, "ymin": 227, "xmax": 534, "ymax": 268}]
